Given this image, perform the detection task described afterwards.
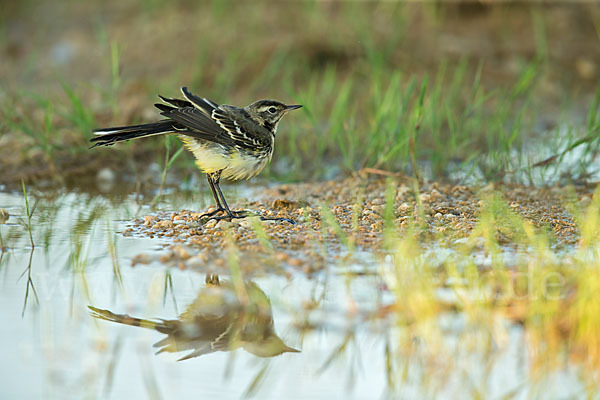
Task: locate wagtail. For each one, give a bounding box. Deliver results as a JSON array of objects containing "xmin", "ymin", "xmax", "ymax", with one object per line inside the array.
[{"xmin": 91, "ymin": 87, "xmax": 302, "ymax": 223}]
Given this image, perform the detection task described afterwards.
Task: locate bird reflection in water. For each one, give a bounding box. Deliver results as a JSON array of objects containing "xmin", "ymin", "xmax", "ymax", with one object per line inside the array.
[{"xmin": 89, "ymin": 275, "xmax": 299, "ymax": 360}]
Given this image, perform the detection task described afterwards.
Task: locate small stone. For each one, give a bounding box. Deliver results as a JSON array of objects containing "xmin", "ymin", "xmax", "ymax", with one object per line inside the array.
[
  {"xmin": 144, "ymin": 215, "xmax": 157, "ymax": 226},
  {"xmin": 160, "ymin": 253, "xmax": 173, "ymax": 263},
  {"xmin": 204, "ymin": 220, "xmax": 217, "ymax": 229},
  {"xmin": 398, "ymin": 203, "xmax": 410, "ymax": 212},
  {"xmin": 289, "ymin": 258, "xmax": 302, "ymax": 267},
  {"xmin": 96, "ymin": 168, "xmax": 115, "ymax": 182},
  {"xmin": 218, "ymin": 220, "xmax": 233, "ymax": 229},
  {"xmin": 172, "ymin": 245, "xmax": 191, "ymax": 260},
  {"xmin": 396, "ymin": 185, "xmax": 410, "ymax": 199},
  {"xmin": 156, "ymin": 220, "xmax": 172, "ymax": 230},
  {"xmin": 131, "ymin": 253, "xmax": 151, "ymax": 266},
  {"xmin": 185, "ymin": 256, "xmax": 204, "ymax": 269},
  {"xmin": 371, "ymin": 205, "xmax": 384, "ymax": 214}
]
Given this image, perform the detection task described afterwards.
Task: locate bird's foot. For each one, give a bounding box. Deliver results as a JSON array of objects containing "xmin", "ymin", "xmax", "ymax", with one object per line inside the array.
[
  {"xmin": 257, "ymin": 215, "xmax": 296, "ymax": 224},
  {"xmin": 200, "ymin": 209, "xmax": 296, "ymax": 225},
  {"xmin": 229, "ymin": 210, "xmax": 296, "ymax": 224},
  {"xmin": 198, "ymin": 208, "xmax": 250, "ymax": 223},
  {"xmin": 199, "ymin": 207, "xmax": 226, "ymax": 219}
]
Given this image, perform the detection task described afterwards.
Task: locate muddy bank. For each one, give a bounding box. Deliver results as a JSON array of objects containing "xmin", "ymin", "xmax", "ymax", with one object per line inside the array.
[{"xmin": 125, "ymin": 175, "xmax": 593, "ymax": 272}]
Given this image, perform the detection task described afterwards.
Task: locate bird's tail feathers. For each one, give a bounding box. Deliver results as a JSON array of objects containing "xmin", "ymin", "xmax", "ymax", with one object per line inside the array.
[
  {"xmin": 88, "ymin": 305, "xmax": 169, "ymax": 331},
  {"xmin": 90, "ymin": 120, "xmax": 179, "ymax": 148}
]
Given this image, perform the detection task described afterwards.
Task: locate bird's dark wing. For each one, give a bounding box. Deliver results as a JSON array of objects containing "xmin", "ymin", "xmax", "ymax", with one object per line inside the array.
[
  {"xmin": 159, "ymin": 107, "xmax": 236, "ymax": 146},
  {"xmin": 161, "ymin": 106, "xmax": 271, "ymax": 151},
  {"xmin": 154, "ymin": 87, "xmax": 219, "ymax": 118},
  {"xmin": 182, "ymin": 87, "xmax": 271, "ymax": 150},
  {"xmin": 212, "ymin": 108, "xmax": 271, "ymax": 150},
  {"xmin": 158, "ymin": 95, "xmax": 193, "ymax": 109},
  {"xmin": 181, "ymin": 87, "xmax": 219, "ymax": 116}
]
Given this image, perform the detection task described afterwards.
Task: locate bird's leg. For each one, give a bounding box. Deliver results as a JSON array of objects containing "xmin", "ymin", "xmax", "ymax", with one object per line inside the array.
[
  {"xmin": 211, "ymin": 177, "xmax": 296, "ymax": 224},
  {"xmin": 201, "ymin": 171, "xmax": 296, "ymax": 225},
  {"xmin": 213, "ymin": 175, "xmax": 245, "ymax": 219},
  {"xmin": 205, "ymin": 274, "xmax": 220, "ymax": 286},
  {"xmin": 199, "ymin": 172, "xmax": 226, "ymax": 219},
  {"xmin": 199, "ymin": 171, "xmax": 244, "ymax": 220}
]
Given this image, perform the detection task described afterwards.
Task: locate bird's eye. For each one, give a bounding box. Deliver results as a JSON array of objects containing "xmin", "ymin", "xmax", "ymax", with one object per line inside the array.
[{"xmin": 268, "ymin": 107, "xmax": 277, "ymax": 114}]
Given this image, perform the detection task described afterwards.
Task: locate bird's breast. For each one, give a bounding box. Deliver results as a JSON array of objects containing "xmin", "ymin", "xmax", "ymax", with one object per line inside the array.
[
  {"xmin": 178, "ymin": 135, "xmax": 273, "ymax": 181},
  {"xmin": 222, "ymin": 147, "xmax": 273, "ymax": 181}
]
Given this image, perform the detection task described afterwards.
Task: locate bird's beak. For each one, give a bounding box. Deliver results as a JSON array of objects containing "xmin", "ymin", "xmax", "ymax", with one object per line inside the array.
[
  {"xmin": 285, "ymin": 104, "xmax": 303, "ymax": 111},
  {"xmin": 284, "ymin": 345, "xmax": 301, "ymax": 353}
]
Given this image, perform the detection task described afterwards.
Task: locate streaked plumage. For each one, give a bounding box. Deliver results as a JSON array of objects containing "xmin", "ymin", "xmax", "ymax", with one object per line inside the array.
[{"xmin": 91, "ymin": 87, "xmax": 301, "ymax": 222}]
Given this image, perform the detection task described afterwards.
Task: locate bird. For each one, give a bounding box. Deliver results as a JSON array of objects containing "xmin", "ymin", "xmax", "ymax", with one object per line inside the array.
[
  {"xmin": 90, "ymin": 87, "xmax": 302, "ymax": 223},
  {"xmin": 88, "ymin": 274, "xmax": 300, "ymax": 360}
]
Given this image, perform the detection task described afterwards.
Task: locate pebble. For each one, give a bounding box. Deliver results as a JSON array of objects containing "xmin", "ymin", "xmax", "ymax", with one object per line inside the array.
[
  {"xmin": 185, "ymin": 255, "xmax": 205, "ymax": 269},
  {"xmin": 131, "ymin": 253, "xmax": 152, "ymax": 266},
  {"xmin": 124, "ymin": 175, "xmax": 584, "ymax": 273},
  {"xmin": 204, "ymin": 220, "xmax": 217, "ymax": 229},
  {"xmin": 396, "ymin": 185, "xmax": 410, "ymax": 199},
  {"xmin": 144, "ymin": 215, "xmax": 157, "ymax": 226},
  {"xmin": 371, "ymin": 205, "xmax": 384, "ymax": 214},
  {"xmin": 398, "ymin": 202, "xmax": 411, "ymax": 212},
  {"xmin": 419, "ymin": 193, "xmax": 430, "ymax": 202},
  {"xmin": 289, "ymin": 258, "xmax": 302, "ymax": 267},
  {"xmin": 96, "ymin": 167, "xmax": 115, "ymax": 182},
  {"xmin": 172, "ymin": 245, "xmax": 192, "ymax": 260}
]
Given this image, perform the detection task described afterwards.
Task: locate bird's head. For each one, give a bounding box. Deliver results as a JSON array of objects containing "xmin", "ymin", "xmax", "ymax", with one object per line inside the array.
[
  {"xmin": 243, "ymin": 335, "xmax": 300, "ymax": 357},
  {"xmin": 245, "ymin": 100, "xmax": 302, "ymax": 132}
]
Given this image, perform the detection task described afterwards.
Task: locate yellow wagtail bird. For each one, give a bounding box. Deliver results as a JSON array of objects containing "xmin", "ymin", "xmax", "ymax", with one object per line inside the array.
[{"xmin": 91, "ymin": 87, "xmax": 302, "ymax": 223}]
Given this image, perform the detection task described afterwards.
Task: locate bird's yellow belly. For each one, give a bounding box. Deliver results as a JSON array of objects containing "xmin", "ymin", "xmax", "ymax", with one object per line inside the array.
[{"xmin": 179, "ymin": 136, "xmax": 272, "ymax": 181}]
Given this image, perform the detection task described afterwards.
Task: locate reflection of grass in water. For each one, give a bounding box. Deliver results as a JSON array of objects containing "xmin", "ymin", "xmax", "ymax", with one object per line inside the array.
[
  {"xmin": 20, "ymin": 180, "xmax": 39, "ymax": 316},
  {"xmin": 7, "ymin": 185, "xmax": 600, "ymax": 396},
  {"xmin": 284, "ymin": 182, "xmax": 600, "ymax": 395},
  {"xmin": 374, "ymin": 187, "xmax": 600, "ymax": 395}
]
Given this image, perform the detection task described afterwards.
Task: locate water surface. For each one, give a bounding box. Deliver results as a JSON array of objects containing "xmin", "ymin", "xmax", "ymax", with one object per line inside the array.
[{"xmin": 0, "ymin": 188, "xmax": 590, "ymax": 399}]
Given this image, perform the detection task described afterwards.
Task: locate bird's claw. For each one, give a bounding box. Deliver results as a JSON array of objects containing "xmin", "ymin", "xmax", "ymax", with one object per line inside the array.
[{"xmin": 198, "ymin": 209, "xmax": 296, "ymax": 225}]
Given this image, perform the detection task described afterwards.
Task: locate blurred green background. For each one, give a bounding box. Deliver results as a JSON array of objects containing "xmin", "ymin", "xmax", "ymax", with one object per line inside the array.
[{"xmin": 1, "ymin": 0, "xmax": 599, "ymax": 185}]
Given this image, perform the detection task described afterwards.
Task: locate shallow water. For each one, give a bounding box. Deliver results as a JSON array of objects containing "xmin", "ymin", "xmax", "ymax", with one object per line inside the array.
[{"xmin": 0, "ymin": 187, "xmax": 592, "ymax": 399}]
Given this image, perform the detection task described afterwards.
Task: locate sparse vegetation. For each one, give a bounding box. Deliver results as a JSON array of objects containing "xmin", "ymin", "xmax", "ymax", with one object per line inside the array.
[
  {"xmin": 1, "ymin": 2, "xmax": 599, "ymax": 185},
  {"xmin": 1, "ymin": 1, "xmax": 600, "ymax": 399}
]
